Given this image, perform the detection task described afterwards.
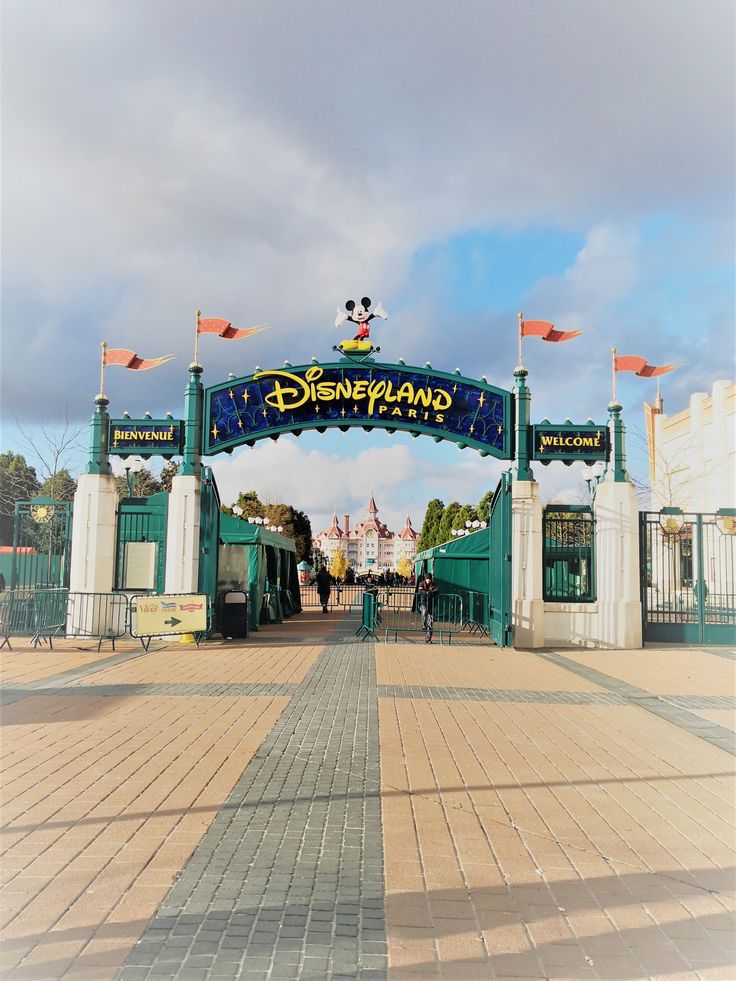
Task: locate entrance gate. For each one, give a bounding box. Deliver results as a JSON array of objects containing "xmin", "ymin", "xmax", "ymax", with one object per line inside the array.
[
  {"xmin": 11, "ymin": 498, "xmax": 72, "ymax": 588},
  {"xmin": 488, "ymin": 471, "xmax": 513, "ymax": 646},
  {"xmin": 640, "ymin": 510, "xmax": 736, "ymax": 645}
]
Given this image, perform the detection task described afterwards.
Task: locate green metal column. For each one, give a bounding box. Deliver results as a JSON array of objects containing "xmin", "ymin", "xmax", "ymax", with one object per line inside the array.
[
  {"xmin": 181, "ymin": 363, "xmax": 204, "ymax": 477},
  {"xmin": 87, "ymin": 394, "xmax": 112, "ymax": 476},
  {"xmin": 513, "ymin": 367, "xmax": 533, "ymax": 481},
  {"xmin": 605, "ymin": 400, "xmax": 629, "ymax": 482}
]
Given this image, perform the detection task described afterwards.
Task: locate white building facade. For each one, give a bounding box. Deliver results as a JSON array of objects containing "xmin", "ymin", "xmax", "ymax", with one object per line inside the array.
[
  {"xmin": 312, "ymin": 495, "xmax": 419, "ymax": 573},
  {"xmin": 645, "ymin": 379, "xmax": 735, "ymax": 511}
]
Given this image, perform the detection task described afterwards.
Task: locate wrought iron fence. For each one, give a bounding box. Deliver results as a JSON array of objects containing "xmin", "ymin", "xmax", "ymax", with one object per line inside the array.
[
  {"xmin": 11, "ymin": 499, "xmax": 72, "ymax": 589},
  {"xmin": 543, "ymin": 506, "xmax": 595, "ymax": 602},
  {"xmin": 640, "ymin": 510, "xmax": 736, "ymax": 644}
]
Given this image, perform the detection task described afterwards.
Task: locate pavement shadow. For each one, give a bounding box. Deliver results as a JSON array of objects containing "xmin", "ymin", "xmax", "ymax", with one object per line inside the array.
[{"xmin": 385, "ymin": 867, "xmax": 736, "ymax": 978}]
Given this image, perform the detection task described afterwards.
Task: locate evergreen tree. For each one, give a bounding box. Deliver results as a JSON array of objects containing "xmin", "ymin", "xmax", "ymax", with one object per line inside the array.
[
  {"xmin": 477, "ymin": 489, "xmax": 493, "ymax": 523},
  {"xmin": 39, "ymin": 469, "xmax": 76, "ymax": 502},
  {"xmin": 436, "ymin": 502, "xmax": 461, "ymax": 544},
  {"xmin": 0, "ymin": 452, "xmax": 39, "ymax": 545},
  {"xmin": 417, "ymin": 498, "xmax": 444, "ymax": 552},
  {"xmin": 453, "ymin": 504, "xmax": 474, "ymax": 532},
  {"xmin": 227, "ymin": 492, "xmax": 313, "ymax": 564}
]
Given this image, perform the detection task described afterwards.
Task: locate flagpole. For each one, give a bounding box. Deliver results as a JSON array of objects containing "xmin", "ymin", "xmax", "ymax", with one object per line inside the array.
[
  {"xmin": 193, "ymin": 310, "xmax": 202, "ymax": 366},
  {"xmin": 100, "ymin": 342, "xmax": 107, "ymax": 397},
  {"xmin": 611, "ymin": 347, "xmax": 617, "ymax": 404},
  {"xmin": 518, "ymin": 312, "xmax": 523, "ymax": 368}
]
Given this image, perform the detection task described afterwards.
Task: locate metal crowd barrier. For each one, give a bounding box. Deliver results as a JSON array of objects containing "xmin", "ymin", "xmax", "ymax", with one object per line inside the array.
[
  {"xmin": 456, "ymin": 589, "xmax": 492, "ymax": 636},
  {"xmin": 377, "ymin": 593, "xmax": 464, "ymax": 644},
  {"xmin": 301, "ymin": 584, "xmax": 368, "ymax": 608},
  {"xmin": 0, "ymin": 589, "xmax": 131, "ymax": 651},
  {"xmin": 0, "ymin": 588, "xmax": 70, "ymax": 650},
  {"xmin": 355, "ymin": 591, "xmax": 378, "ymax": 640},
  {"xmin": 354, "ymin": 591, "xmax": 464, "ymax": 644},
  {"xmin": 302, "ymin": 583, "xmax": 415, "ymax": 610},
  {"xmin": 66, "ymin": 593, "xmax": 130, "ymax": 650}
]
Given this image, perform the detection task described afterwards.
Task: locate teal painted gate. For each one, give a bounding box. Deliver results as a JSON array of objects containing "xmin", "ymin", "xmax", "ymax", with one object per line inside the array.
[
  {"xmin": 10, "ymin": 498, "xmax": 73, "ymax": 588},
  {"xmin": 116, "ymin": 493, "xmax": 169, "ymax": 592},
  {"xmin": 640, "ymin": 509, "xmax": 736, "ymax": 645},
  {"xmin": 488, "ymin": 471, "xmax": 513, "ymax": 647},
  {"xmin": 198, "ymin": 466, "xmax": 221, "ymax": 601}
]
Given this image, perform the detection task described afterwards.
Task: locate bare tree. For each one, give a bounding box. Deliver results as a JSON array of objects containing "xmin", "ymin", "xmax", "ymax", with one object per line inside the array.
[{"xmin": 13, "ymin": 411, "xmax": 86, "ymax": 502}]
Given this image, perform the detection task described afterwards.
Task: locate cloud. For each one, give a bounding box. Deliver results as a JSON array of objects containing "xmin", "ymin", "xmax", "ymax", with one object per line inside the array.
[
  {"xmin": 1, "ymin": 0, "xmax": 732, "ymax": 424},
  {"xmin": 211, "ymin": 435, "xmax": 503, "ymax": 535},
  {"xmin": 209, "ymin": 427, "xmax": 605, "ymax": 540}
]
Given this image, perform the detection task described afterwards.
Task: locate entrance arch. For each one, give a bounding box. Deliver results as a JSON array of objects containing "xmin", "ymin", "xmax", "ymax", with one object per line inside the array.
[
  {"xmin": 200, "ymin": 357, "xmax": 516, "ymax": 644},
  {"xmin": 203, "ymin": 359, "xmax": 513, "ymax": 459}
]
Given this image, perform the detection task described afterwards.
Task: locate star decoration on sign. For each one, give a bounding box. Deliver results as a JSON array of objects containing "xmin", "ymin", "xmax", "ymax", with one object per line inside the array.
[
  {"xmin": 478, "ymin": 393, "xmax": 486, "ymax": 407},
  {"xmin": 211, "ymin": 424, "xmax": 219, "ymax": 440},
  {"xmin": 242, "ymin": 390, "xmax": 250, "ymax": 404}
]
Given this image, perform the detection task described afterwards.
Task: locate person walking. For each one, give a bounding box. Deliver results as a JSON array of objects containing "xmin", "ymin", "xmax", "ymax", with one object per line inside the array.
[
  {"xmin": 418, "ymin": 573, "xmax": 439, "ymax": 642},
  {"xmin": 315, "ymin": 566, "xmax": 332, "ymax": 615}
]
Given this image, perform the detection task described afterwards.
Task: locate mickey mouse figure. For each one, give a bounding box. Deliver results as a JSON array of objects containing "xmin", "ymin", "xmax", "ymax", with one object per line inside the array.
[{"xmin": 335, "ymin": 297, "xmax": 389, "ymax": 341}]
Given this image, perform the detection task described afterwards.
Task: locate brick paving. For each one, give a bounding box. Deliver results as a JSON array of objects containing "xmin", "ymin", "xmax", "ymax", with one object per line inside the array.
[
  {"xmin": 1, "ymin": 620, "xmax": 734, "ymax": 979},
  {"xmin": 122, "ymin": 619, "xmax": 386, "ymax": 981}
]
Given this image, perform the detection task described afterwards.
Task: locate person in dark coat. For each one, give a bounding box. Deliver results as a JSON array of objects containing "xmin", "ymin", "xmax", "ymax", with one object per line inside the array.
[
  {"xmin": 315, "ymin": 566, "xmax": 332, "ymax": 615},
  {"xmin": 418, "ymin": 574, "xmax": 439, "ymax": 641}
]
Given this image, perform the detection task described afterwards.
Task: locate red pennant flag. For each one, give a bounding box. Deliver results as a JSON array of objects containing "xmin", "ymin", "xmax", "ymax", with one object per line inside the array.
[
  {"xmin": 103, "ymin": 348, "xmax": 176, "ymax": 370},
  {"xmin": 520, "ymin": 320, "xmax": 583, "ymax": 342},
  {"xmin": 198, "ymin": 318, "xmax": 270, "ymax": 340},
  {"xmin": 614, "ymin": 355, "xmax": 676, "ymax": 378}
]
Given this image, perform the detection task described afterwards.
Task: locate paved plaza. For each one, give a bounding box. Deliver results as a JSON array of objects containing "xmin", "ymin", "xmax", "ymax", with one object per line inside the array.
[{"xmin": 1, "ymin": 611, "xmax": 734, "ymax": 980}]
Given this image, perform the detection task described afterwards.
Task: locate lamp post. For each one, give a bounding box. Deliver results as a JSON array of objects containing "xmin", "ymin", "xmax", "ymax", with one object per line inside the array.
[
  {"xmin": 123, "ymin": 456, "xmax": 145, "ymax": 496},
  {"xmin": 582, "ymin": 460, "xmax": 606, "ymax": 501}
]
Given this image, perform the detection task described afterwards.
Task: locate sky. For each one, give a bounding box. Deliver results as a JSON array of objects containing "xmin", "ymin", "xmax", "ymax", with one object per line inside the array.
[{"xmin": 1, "ymin": 0, "xmax": 734, "ymax": 536}]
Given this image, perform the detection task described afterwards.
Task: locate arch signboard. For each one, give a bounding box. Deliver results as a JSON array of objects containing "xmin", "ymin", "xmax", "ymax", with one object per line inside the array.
[{"xmin": 203, "ymin": 360, "xmax": 513, "ymax": 459}]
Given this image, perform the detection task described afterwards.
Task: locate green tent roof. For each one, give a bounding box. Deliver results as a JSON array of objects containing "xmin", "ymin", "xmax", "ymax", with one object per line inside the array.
[
  {"xmin": 414, "ymin": 526, "xmax": 490, "ymax": 562},
  {"xmin": 219, "ymin": 513, "xmax": 296, "ymax": 552}
]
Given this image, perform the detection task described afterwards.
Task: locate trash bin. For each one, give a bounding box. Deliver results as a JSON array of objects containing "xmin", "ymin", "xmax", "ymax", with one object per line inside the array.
[{"xmin": 219, "ymin": 590, "xmax": 249, "ymax": 639}]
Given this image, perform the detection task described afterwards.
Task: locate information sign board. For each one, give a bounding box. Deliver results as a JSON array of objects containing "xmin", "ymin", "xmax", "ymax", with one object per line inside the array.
[
  {"xmin": 123, "ymin": 542, "xmax": 157, "ymax": 590},
  {"xmin": 131, "ymin": 594, "xmax": 208, "ymax": 637}
]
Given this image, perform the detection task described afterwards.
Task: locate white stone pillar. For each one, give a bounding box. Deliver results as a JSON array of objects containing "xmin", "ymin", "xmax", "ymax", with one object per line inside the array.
[
  {"xmin": 67, "ymin": 474, "xmax": 119, "ymax": 636},
  {"xmin": 511, "ymin": 480, "xmax": 545, "ymax": 648},
  {"xmin": 69, "ymin": 473, "xmax": 118, "ymax": 593},
  {"xmin": 164, "ymin": 474, "xmax": 201, "ymax": 593},
  {"xmin": 593, "ymin": 479, "xmax": 642, "ymax": 648}
]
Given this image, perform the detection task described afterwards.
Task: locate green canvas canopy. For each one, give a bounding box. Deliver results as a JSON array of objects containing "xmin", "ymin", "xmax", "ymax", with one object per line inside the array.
[
  {"xmin": 218, "ymin": 514, "xmax": 301, "ymax": 630},
  {"xmin": 414, "ymin": 527, "xmax": 491, "ymax": 599}
]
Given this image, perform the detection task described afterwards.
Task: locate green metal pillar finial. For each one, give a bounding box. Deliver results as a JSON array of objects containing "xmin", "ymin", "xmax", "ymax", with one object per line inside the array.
[
  {"xmin": 87, "ymin": 394, "xmax": 112, "ymax": 476},
  {"xmin": 181, "ymin": 362, "xmax": 204, "ymax": 477},
  {"xmin": 606, "ymin": 399, "xmax": 629, "ymax": 482},
  {"xmin": 513, "ymin": 366, "xmax": 533, "ymax": 481}
]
